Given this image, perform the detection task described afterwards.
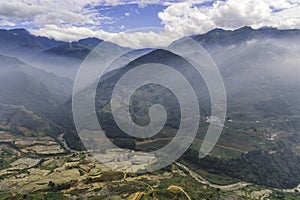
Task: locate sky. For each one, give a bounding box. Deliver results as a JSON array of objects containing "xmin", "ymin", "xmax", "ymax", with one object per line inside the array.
[{"xmin": 0, "ymin": 0, "xmax": 299, "ymax": 48}]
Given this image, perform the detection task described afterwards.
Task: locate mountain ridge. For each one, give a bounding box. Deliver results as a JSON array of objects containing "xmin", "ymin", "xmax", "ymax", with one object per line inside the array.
[{"xmin": 2, "ymin": 25, "xmax": 300, "ymax": 49}]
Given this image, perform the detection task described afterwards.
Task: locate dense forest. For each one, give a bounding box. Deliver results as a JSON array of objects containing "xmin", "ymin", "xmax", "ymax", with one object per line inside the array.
[{"xmin": 181, "ymin": 140, "xmax": 300, "ymax": 189}]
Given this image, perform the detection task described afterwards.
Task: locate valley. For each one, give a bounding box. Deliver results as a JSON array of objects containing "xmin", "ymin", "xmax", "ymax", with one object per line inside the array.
[
  {"xmin": 0, "ymin": 133, "xmax": 299, "ymax": 199},
  {"xmin": 0, "ymin": 103, "xmax": 298, "ymax": 199},
  {"xmin": 0, "ymin": 26, "xmax": 300, "ymax": 199}
]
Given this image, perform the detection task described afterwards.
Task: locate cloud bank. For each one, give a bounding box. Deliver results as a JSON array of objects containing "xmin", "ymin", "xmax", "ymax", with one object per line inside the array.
[{"xmin": 0, "ymin": 0, "xmax": 299, "ymax": 48}]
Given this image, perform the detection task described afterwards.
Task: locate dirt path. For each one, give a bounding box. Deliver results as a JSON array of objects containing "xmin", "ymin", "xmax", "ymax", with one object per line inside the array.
[
  {"xmin": 128, "ymin": 192, "xmax": 145, "ymax": 200},
  {"xmin": 167, "ymin": 185, "xmax": 191, "ymax": 200},
  {"xmin": 279, "ymin": 184, "xmax": 300, "ymax": 193}
]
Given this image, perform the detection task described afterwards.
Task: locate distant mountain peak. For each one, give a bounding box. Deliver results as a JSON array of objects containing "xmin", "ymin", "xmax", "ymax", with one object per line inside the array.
[
  {"xmin": 77, "ymin": 37, "xmax": 103, "ymax": 43},
  {"xmin": 9, "ymin": 28, "xmax": 29, "ymax": 34},
  {"xmin": 235, "ymin": 26, "xmax": 254, "ymax": 32},
  {"xmin": 192, "ymin": 26, "xmax": 300, "ymax": 47},
  {"xmin": 72, "ymin": 37, "xmax": 104, "ymax": 48},
  {"xmin": 207, "ymin": 28, "xmax": 226, "ymax": 34}
]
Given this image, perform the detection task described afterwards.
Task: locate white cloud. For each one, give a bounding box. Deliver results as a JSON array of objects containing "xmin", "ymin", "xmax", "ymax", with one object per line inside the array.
[
  {"xmin": 0, "ymin": 0, "xmax": 104, "ymax": 26},
  {"xmin": 29, "ymin": 25, "xmax": 179, "ymax": 48},
  {"xmin": 29, "ymin": 25, "xmax": 114, "ymax": 42},
  {"xmin": 0, "ymin": 19, "xmax": 15, "ymax": 27},
  {"xmin": 107, "ymin": 29, "xmax": 180, "ymax": 48},
  {"xmin": 158, "ymin": 2, "xmax": 215, "ymax": 35},
  {"xmin": 158, "ymin": 0, "xmax": 300, "ymax": 36},
  {"xmin": 0, "ymin": 1, "xmax": 43, "ymax": 19},
  {"xmin": 212, "ymin": 0, "xmax": 272, "ymax": 28},
  {"xmin": 120, "ymin": 24, "xmax": 126, "ymax": 30},
  {"xmin": 0, "ymin": 0, "xmax": 300, "ymax": 48}
]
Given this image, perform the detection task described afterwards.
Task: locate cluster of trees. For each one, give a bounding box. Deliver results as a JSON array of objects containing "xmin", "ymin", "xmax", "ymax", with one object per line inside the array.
[
  {"xmin": 48, "ymin": 180, "xmax": 77, "ymax": 191},
  {"xmin": 182, "ymin": 142, "xmax": 300, "ymax": 189}
]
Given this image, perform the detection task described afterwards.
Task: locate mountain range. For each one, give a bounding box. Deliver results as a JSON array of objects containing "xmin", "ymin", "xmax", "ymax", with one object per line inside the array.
[{"xmin": 0, "ymin": 26, "xmax": 300, "ymax": 189}]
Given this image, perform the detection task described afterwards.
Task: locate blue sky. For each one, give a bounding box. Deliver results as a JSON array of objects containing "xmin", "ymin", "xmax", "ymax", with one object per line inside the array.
[
  {"xmin": 0, "ymin": 0, "xmax": 299, "ymax": 47},
  {"xmin": 94, "ymin": 4, "xmax": 167, "ymax": 32}
]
